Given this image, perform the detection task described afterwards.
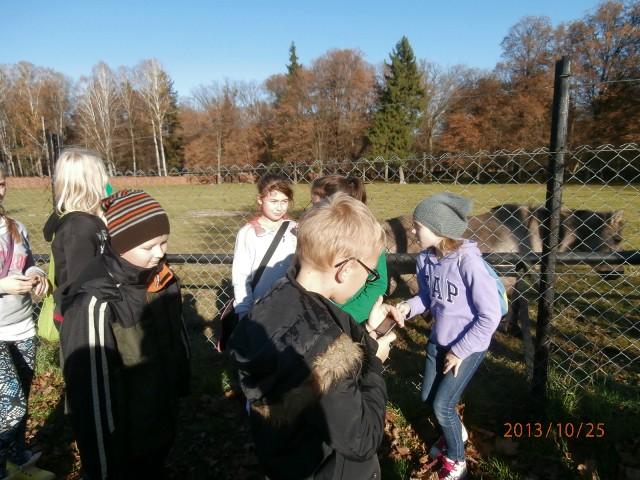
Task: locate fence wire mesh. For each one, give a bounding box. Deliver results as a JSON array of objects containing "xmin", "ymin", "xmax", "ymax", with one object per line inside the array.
[{"xmin": 5, "ymin": 143, "xmax": 638, "ymax": 393}]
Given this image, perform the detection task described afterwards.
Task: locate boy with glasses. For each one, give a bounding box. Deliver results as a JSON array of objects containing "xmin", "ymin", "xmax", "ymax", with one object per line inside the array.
[{"xmin": 229, "ymin": 193, "xmax": 403, "ymax": 480}]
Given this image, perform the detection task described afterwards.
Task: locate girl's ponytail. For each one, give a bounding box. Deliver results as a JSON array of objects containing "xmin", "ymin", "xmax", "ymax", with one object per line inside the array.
[
  {"xmin": 1, "ymin": 211, "xmax": 22, "ymax": 244},
  {"xmin": 311, "ymin": 175, "xmax": 368, "ymax": 204},
  {"xmin": 346, "ymin": 176, "xmax": 367, "ymax": 204}
]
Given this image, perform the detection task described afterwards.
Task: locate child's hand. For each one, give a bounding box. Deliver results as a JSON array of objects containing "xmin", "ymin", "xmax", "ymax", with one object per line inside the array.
[
  {"xmin": 0, "ymin": 275, "xmax": 34, "ymax": 295},
  {"xmin": 396, "ymin": 302, "xmax": 410, "ymax": 319},
  {"xmin": 366, "ymin": 296, "xmax": 405, "ymax": 333},
  {"xmin": 374, "ymin": 331, "xmax": 396, "ymax": 363},
  {"xmin": 28, "ymin": 273, "xmax": 49, "ymax": 298},
  {"xmin": 443, "ymin": 351, "xmax": 463, "ymax": 377}
]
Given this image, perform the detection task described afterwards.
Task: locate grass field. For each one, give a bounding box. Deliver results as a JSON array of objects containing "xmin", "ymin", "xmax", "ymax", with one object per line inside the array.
[{"xmin": 5, "ymin": 180, "xmax": 639, "ymax": 479}]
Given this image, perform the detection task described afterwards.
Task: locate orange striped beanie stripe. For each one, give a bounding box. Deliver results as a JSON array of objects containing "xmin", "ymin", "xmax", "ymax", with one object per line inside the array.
[{"xmin": 102, "ymin": 189, "xmax": 170, "ymax": 253}]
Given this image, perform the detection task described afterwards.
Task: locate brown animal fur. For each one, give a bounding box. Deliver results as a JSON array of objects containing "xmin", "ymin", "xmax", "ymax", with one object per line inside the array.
[{"xmin": 384, "ymin": 204, "xmax": 625, "ymax": 283}]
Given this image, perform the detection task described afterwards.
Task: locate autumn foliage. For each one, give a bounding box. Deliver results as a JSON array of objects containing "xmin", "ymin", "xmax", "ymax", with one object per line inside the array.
[{"xmin": 0, "ymin": 0, "xmax": 638, "ymax": 175}]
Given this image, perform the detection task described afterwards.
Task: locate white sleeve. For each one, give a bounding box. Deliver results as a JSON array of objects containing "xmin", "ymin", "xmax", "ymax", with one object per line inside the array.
[{"xmin": 232, "ymin": 225, "xmax": 256, "ymax": 317}]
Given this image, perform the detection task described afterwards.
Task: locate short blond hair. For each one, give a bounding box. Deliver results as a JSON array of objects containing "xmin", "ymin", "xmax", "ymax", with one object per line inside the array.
[
  {"xmin": 297, "ymin": 193, "xmax": 385, "ymax": 270},
  {"xmin": 54, "ymin": 148, "xmax": 109, "ymax": 215}
]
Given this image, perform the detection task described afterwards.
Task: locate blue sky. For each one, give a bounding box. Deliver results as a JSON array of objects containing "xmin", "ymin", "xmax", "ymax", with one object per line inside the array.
[{"xmin": 3, "ymin": 0, "xmax": 600, "ymax": 98}]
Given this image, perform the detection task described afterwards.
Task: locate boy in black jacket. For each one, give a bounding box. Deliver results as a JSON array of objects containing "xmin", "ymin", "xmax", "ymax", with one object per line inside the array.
[
  {"xmin": 60, "ymin": 190, "xmax": 190, "ymax": 480},
  {"xmin": 229, "ymin": 193, "xmax": 402, "ymax": 480}
]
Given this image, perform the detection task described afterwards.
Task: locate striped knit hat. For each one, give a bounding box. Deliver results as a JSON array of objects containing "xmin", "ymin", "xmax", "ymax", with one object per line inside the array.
[{"xmin": 102, "ymin": 189, "xmax": 170, "ymax": 254}]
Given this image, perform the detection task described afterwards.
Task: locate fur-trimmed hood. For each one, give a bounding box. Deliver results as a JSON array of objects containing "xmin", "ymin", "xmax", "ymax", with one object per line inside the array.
[
  {"xmin": 229, "ymin": 269, "xmax": 377, "ymax": 426},
  {"xmin": 251, "ymin": 332, "xmax": 364, "ymax": 425}
]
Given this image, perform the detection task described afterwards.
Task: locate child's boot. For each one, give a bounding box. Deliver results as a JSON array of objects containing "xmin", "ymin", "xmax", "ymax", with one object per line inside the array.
[
  {"xmin": 429, "ymin": 423, "xmax": 469, "ymax": 458},
  {"xmin": 437, "ymin": 456, "xmax": 467, "ymax": 480}
]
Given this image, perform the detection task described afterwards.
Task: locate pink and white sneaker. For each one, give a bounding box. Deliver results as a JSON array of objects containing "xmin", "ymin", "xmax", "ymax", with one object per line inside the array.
[
  {"xmin": 429, "ymin": 423, "xmax": 469, "ymax": 458},
  {"xmin": 438, "ymin": 456, "xmax": 467, "ymax": 480}
]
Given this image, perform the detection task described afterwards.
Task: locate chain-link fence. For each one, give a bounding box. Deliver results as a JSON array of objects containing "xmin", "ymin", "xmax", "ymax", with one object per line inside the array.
[{"xmin": 4, "ymin": 143, "xmax": 639, "ymax": 396}]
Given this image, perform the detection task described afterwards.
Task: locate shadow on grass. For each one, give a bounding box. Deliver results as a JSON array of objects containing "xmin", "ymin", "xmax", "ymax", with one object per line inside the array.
[{"xmin": 30, "ymin": 340, "xmax": 79, "ymax": 479}]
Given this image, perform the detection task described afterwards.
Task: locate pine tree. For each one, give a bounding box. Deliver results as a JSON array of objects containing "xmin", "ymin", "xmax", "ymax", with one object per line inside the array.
[
  {"xmin": 163, "ymin": 77, "xmax": 185, "ymax": 170},
  {"xmin": 287, "ymin": 42, "xmax": 301, "ymax": 77},
  {"xmin": 367, "ymin": 36, "xmax": 425, "ymax": 159}
]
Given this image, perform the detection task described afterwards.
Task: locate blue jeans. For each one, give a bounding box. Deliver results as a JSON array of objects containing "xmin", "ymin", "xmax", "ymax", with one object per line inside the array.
[{"xmin": 421, "ymin": 342, "xmax": 485, "ymax": 461}]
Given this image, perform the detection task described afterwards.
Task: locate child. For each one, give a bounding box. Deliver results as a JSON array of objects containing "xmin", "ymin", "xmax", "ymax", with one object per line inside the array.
[
  {"xmin": 59, "ymin": 190, "xmax": 190, "ymax": 480},
  {"xmin": 42, "ymin": 148, "xmax": 110, "ymax": 326},
  {"xmin": 310, "ymin": 175, "xmax": 388, "ymax": 323},
  {"xmin": 0, "ymin": 163, "xmax": 49, "ymax": 479},
  {"xmin": 397, "ymin": 193, "xmax": 501, "ymax": 480},
  {"xmin": 232, "ymin": 173, "xmax": 297, "ymax": 319},
  {"xmin": 310, "ymin": 174, "xmax": 367, "ymax": 205},
  {"xmin": 229, "ymin": 193, "xmax": 403, "ymax": 480}
]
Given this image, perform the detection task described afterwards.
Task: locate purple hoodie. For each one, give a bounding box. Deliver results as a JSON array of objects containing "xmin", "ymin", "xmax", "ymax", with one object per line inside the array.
[{"xmin": 405, "ymin": 240, "xmax": 502, "ymax": 359}]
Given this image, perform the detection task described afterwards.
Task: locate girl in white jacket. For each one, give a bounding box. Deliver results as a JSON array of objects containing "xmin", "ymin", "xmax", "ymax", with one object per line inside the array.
[
  {"xmin": 0, "ymin": 163, "xmax": 48, "ymax": 479},
  {"xmin": 232, "ymin": 174, "xmax": 297, "ymax": 318}
]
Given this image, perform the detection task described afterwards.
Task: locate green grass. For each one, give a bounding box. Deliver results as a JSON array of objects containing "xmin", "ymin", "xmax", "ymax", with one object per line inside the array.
[
  {"xmin": 6, "ymin": 182, "xmax": 640, "ymax": 255},
  {"xmin": 477, "ymin": 458, "xmax": 523, "ymax": 480},
  {"xmin": 7, "ymin": 180, "xmax": 638, "ymax": 479}
]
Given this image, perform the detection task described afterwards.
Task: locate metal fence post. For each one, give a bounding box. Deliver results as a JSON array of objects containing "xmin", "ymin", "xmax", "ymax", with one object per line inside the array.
[
  {"xmin": 46, "ymin": 132, "xmax": 61, "ymax": 208},
  {"xmin": 532, "ymin": 57, "xmax": 571, "ymax": 401}
]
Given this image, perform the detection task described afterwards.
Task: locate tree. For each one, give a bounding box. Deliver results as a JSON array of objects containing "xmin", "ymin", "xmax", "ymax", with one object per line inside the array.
[
  {"xmin": 135, "ymin": 59, "xmax": 174, "ymax": 176},
  {"xmin": 76, "ymin": 62, "xmax": 121, "ymax": 174},
  {"xmin": 309, "ymin": 49, "xmax": 376, "ymax": 162},
  {"xmin": 416, "ymin": 62, "xmax": 468, "ymax": 154},
  {"xmin": 287, "ymin": 42, "xmax": 301, "ymax": 77},
  {"xmin": 117, "ymin": 67, "xmax": 141, "ymax": 173},
  {"xmin": 498, "ymin": 16, "xmax": 555, "ymax": 80},
  {"xmin": 438, "ymin": 69, "xmax": 553, "ymax": 153},
  {"xmin": 566, "ymin": 0, "xmax": 640, "ymax": 144},
  {"xmin": 162, "ymin": 78, "xmax": 184, "ymax": 170},
  {"xmin": 191, "ymin": 81, "xmax": 241, "ymax": 175},
  {"xmin": 267, "ymin": 44, "xmax": 315, "ymax": 163},
  {"xmin": 367, "ymin": 36, "xmax": 425, "ymax": 159}
]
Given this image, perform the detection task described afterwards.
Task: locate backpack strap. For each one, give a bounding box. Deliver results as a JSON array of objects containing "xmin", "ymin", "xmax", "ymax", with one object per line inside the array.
[
  {"xmin": 458, "ymin": 251, "xmax": 508, "ymax": 317},
  {"xmin": 251, "ymin": 220, "xmax": 290, "ymax": 290},
  {"xmin": 1, "ymin": 232, "xmax": 15, "ymax": 278}
]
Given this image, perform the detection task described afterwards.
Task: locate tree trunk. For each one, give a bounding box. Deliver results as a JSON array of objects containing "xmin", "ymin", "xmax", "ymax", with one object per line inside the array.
[
  {"xmin": 158, "ymin": 119, "xmax": 168, "ymax": 177},
  {"xmin": 151, "ymin": 119, "xmax": 161, "ymax": 176},
  {"xmin": 216, "ymin": 131, "xmax": 222, "ymax": 184},
  {"xmin": 129, "ymin": 122, "xmax": 137, "ymax": 175},
  {"xmin": 41, "ymin": 116, "xmax": 50, "ymax": 177}
]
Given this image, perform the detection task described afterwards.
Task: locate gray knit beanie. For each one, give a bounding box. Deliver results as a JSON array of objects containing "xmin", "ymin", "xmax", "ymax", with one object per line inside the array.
[{"xmin": 413, "ymin": 193, "xmax": 472, "ymax": 240}]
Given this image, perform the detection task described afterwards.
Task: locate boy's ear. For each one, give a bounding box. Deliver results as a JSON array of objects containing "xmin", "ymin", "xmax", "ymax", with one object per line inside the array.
[
  {"xmin": 335, "ymin": 259, "xmax": 351, "ymax": 284},
  {"xmin": 257, "ymin": 195, "xmax": 263, "ymax": 205}
]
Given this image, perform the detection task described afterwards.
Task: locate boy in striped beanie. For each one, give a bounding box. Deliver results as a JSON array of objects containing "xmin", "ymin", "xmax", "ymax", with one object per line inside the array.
[
  {"xmin": 102, "ymin": 189, "xmax": 171, "ymax": 254},
  {"xmin": 59, "ymin": 189, "xmax": 189, "ymax": 480}
]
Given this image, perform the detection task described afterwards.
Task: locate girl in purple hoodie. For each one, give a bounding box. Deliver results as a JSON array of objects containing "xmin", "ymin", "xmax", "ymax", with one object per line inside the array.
[{"xmin": 397, "ymin": 193, "xmax": 502, "ymax": 480}]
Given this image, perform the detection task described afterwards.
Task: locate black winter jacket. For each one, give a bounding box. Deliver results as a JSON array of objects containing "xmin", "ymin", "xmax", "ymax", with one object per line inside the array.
[
  {"xmin": 43, "ymin": 211, "xmax": 108, "ymax": 313},
  {"xmin": 59, "ymin": 246, "xmax": 190, "ymax": 480},
  {"xmin": 229, "ymin": 269, "xmax": 387, "ymax": 480}
]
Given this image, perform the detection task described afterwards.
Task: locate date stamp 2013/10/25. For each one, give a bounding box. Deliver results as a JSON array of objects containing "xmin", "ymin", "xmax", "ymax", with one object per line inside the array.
[{"xmin": 503, "ymin": 422, "xmax": 605, "ymax": 439}]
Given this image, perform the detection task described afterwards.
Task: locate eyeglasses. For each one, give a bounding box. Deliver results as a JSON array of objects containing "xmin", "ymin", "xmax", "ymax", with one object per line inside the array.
[{"xmin": 334, "ymin": 257, "xmax": 380, "ymax": 284}]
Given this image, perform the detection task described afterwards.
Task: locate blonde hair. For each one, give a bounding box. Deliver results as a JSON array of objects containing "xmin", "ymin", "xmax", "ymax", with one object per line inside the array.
[
  {"xmin": 54, "ymin": 148, "xmax": 109, "ymax": 215},
  {"xmin": 297, "ymin": 193, "xmax": 385, "ymax": 270}
]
